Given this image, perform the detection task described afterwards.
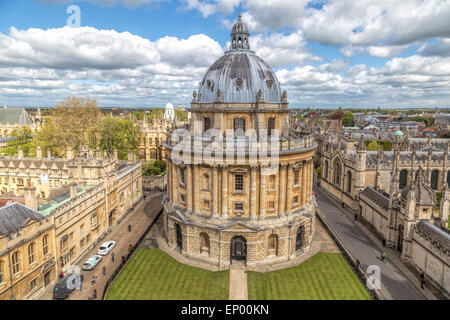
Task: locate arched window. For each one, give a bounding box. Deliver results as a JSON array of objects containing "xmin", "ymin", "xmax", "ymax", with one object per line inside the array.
[
  {"xmin": 399, "ymin": 170, "xmax": 408, "ymax": 189},
  {"xmin": 12, "ymin": 251, "xmax": 19, "ymax": 274},
  {"xmin": 346, "ymin": 170, "xmax": 352, "ymax": 193},
  {"xmin": 431, "ymin": 170, "xmax": 439, "ymax": 190},
  {"xmin": 267, "ymin": 117, "xmax": 275, "ymax": 136},
  {"xmin": 150, "ymin": 149, "xmax": 157, "ymax": 159},
  {"xmin": 0, "ymin": 260, "xmax": 3, "ymax": 283},
  {"xmin": 323, "ymin": 160, "xmax": 328, "ymax": 179},
  {"xmin": 296, "ymin": 226, "xmax": 305, "ymax": 251},
  {"xmin": 175, "ymin": 223, "xmax": 182, "ymax": 251},
  {"xmin": 333, "ymin": 160, "xmax": 341, "ymax": 186},
  {"xmin": 42, "ymin": 235, "xmax": 48, "ymax": 256},
  {"xmin": 199, "ymin": 232, "xmax": 210, "ymax": 256},
  {"xmin": 28, "ymin": 243, "xmax": 35, "ymax": 265},
  {"xmin": 447, "ymin": 171, "xmax": 450, "ymax": 188},
  {"xmin": 204, "ymin": 117, "xmax": 211, "ymax": 132},
  {"xmin": 233, "ymin": 118, "xmax": 246, "ymax": 135},
  {"xmin": 267, "ymin": 234, "xmax": 278, "ymax": 256}
]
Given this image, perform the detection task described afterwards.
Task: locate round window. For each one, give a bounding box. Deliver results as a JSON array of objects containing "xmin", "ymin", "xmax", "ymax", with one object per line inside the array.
[
  {"xmin": 266, "ymin": 80, "xmax": 273, "ymax": 89},
  {"xmin": 235, "ymin": 78, "xmax": 244, "ymax": 88}
]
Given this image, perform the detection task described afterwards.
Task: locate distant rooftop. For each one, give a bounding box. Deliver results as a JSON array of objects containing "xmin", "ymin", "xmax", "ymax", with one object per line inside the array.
[
  {"xmin": 38, "ymin": 185, "xmax": 93, "ymax": 216},
  {"xmin": 0, "ymin": 107, "xmax": 33, "ymax": 125},
  {"xmin": 0, "ymin": 202, "xmax": 45, "ymax": 235}
]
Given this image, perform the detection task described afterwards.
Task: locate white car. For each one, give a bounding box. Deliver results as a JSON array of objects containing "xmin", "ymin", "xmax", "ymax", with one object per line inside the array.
[
  {"xmin": 97, "ymin": 241, "xmax": 116, "ymax": 255},
  {"xmin": 82, "ymin": 255, "xmax": 102, "ymax": 270}
]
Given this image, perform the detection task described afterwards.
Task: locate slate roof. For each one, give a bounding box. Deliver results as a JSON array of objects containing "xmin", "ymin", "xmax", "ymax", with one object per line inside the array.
[
  {"xmin": 0, "ymin": 202, "xmax": 45, "ymax": 235},
  {"xmin": 360, "ymin": 186, "xmax": 392, "ymax": 210},
  {"xmin": 401, "ymin": 169, "xmax": 436, "ymax": 206},
  {"xmin": 416, "ymin": 220, "xmax": 450, "ymax": 249},
  {"xmin": 0, "ymin": 108, "xmax": 33, "ymax": 125}
]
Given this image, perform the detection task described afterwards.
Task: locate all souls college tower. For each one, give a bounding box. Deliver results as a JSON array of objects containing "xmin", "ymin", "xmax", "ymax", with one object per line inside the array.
[{"xmin": 163, "ymin": 15, "xmax": 317, "ymax": 269}]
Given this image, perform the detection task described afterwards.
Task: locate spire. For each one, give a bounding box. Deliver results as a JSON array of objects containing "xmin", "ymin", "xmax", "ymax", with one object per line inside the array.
[{"xmin": 230, "ymin": 14, "xmax": 250, "ymax": 50}]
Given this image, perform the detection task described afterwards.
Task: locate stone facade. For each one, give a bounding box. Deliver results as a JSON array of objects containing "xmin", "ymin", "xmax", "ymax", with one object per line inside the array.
[{"xmin": 162, "ymin": 16, "xmax": 317, "ymax": 270}]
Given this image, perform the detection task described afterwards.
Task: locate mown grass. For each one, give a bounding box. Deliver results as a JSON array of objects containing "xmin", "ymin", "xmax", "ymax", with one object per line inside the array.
[
  {"xmin": 247, "ymin": 252, "xmax": 372, "ymax": 300},
  {"xmin": 105, "ymin": 248, "xmax": 229, "ymax": 300}
]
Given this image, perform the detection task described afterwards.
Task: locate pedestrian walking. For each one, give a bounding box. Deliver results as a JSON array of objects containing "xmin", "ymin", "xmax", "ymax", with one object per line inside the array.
[
  {"xmin": 59, "ymin": 272, "xmax": 64, "ymax": 280},
  {"xmin": 356, "ymin": 258, "xmax": 360, "ymax": 269},
  {"xmin": 121, "ymin": 256, "xmax": 126, "ymax": 264},
  {"xmin": 102, "ymin": 266, "xmax": 106, "ymax": 276},
  {"xmin": 382, "ymin": 238, "xmax": 386, "ymax": 247},
  {"xmin": 381, "ymin": 251, "xmax": 386, "ymax": 262},
  {"xmin": 91, "ymin": 275, "xmax": 97, "ymax": 285},
  {"xmin": 128, "ymin": 224, "xmax": 132, "ymax": 232},
  {"xmin": 342, "ymin": 202, "xmax": 345, "ymax": 208},
  {"xmin": 420, "ymin": 272, "xmax": 425, "ymax": 289},
  {"xmin": 79, "ymin": 278, "xmax": 83, "ymax": 291},
  {"xmin": 354, "ymin": 213, "xmax": 358, "ymax": 221},
  {"xmin": 93, "ymin": 288, "xmax": 97, "ymax": 299},
  {"xmin": 111, "ymin": 252, "xmax": 115, "ymax": 262},
  {"xmin": 128, "ymin": 244, "xmax": 132, "ymax": 253}
]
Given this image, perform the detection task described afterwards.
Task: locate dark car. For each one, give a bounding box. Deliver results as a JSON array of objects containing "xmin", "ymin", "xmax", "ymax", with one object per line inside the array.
[{"xmin": 52, "ymin": 273, "xmax": 84, "ymax": 299}]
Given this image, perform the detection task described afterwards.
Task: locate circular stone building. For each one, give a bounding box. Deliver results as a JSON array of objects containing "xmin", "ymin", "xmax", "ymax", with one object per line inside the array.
[{"xmin": 162, "ymin": 15, "xmax": 317, "ymax": 269}]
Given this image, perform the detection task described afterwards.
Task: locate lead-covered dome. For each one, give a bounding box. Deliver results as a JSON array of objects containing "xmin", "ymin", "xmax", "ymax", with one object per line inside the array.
[{"xmin": 197, "ymin": 14, "xmax": 282, "ymax": 104}]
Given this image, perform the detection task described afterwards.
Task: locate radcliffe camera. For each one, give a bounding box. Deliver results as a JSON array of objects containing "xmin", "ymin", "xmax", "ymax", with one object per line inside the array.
[{"xmin": 0, "ymin": 0, "xmax": 448, "ymax": 312}]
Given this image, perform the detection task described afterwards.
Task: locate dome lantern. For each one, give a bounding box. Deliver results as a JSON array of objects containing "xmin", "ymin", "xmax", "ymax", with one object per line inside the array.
[{"xmin": 230, "ymin": 13, "xmax": 250, "ymax": 50}]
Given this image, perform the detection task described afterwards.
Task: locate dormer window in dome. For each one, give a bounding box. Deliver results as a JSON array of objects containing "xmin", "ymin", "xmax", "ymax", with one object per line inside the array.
[
  {"xmin": 266, "ymin": 80, "xmax": 273, "ymax": 89},
  {"xmin": 235, "ymin": 78, "xmax": 244, "ymax": 90},
  {"xmin": 206, "ymin": 79, "xmax": 214, "ymax": 91}
]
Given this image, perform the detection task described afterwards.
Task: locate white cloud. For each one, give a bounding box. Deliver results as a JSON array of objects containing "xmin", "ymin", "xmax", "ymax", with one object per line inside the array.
[{"xmin": 418, "ymin": 38, "xmax": 450, "ymax": 57}]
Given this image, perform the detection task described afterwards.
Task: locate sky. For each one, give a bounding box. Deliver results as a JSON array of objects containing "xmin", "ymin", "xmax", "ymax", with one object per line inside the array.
[{"xmin": 0, "ymin": 0, "xmax": 449, "ymax": 109}]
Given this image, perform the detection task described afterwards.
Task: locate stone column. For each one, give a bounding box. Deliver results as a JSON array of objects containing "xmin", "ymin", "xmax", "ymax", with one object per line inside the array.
[
  {"xmin": 302, "ymin": 161, "xmax": 307, "ymax": 206},
  {"xmin": 186, "ymin": 165, "xmax": 193, "ymax": 210},
  {"xmin": 172, "ymin": 162, "xmax": 178, "ymax": 203},
  {"xmin": 250, "ymin": 166, "xmax": 257, "ymax": 219},
  {"xmin": 166, "ymin": 161, "xmax": 171, "ymax": 200},
  {"xmin": 212, "ymin": 165, "xmax": 219, "ymax": 217},
  {"xmin": 259, "ymin": 166, "xmax": 266, "ymax": 217},
  {"xmin": 278, "ymin": 164, "xmax": 286, "ymax": 214},
  {"xmin": 193, "ymin": 165, "xmax": 200, "ymax": 213},
  {"xmin": 286, "ymin": 165, "xmax": 292, "ymax": 212},
  {"xmin": 221, "ymin": 166, "xmax": 228, "ymax": 218}
]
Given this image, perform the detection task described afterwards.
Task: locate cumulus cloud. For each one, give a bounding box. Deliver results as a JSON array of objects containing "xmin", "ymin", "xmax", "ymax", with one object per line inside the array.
[{"xmin": 418, "ymin": 38, "xmax": 450, "ymax": 57}]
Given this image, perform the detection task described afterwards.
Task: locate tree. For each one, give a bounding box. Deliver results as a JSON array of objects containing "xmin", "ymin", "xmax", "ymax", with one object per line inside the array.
[
  {"xmin": 175, "ymin": 108, "xmax": 188, "ymax": 122},
  {"xmin": 142, "ymin": 160, "xmax": 166, "ymax": 176},
  {"xmin": 367, "ymin": 141, "xmax": 378, "ymax": 151},
  {"xmin": 34, "ymin": 96, "xmax": 103, "ymax": 157},
  {"xmin": 99, "ymin": 117, "xmax": 143, "ymax": 160},
  {"xmin": 147, "ymin": 107, "xmax": 164, "ymax": 123},
  {"xmin": 341, "ymin": 111, "xmax": 355, "ymax": 127},
  {"xmin": 3, "ymin": 127, "xmax": 35, "ymax": 157},
  {"xmin": 413, "ymin": 116, "xmax": 430, "ymax": 127}
]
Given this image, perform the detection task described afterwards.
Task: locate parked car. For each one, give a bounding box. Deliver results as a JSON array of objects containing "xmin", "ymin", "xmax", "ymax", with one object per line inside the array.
[
  {"xmin": 97, "ymin": 241, "xmax": 116, "ymax": 255},
  {"xmin": 82, "ymin": 255, "xmax": 102, "ymax": 270},
  {"xmin": 53, "ymin": 273, "xmax": 84, "ymax": 299}
]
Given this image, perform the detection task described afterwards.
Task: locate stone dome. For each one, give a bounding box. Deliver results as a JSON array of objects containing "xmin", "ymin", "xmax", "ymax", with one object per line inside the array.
[
  {"xmin": 394, "ymin": 130, "xmax": 403, "ymax": 136},
  {"xmin": 197, "ymin": 15, "xmax": 282, "ymax": 104}
]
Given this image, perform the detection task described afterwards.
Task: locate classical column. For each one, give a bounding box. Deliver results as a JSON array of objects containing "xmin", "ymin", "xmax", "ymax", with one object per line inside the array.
[
  {"xmin": 286, "ymin": 165, "xmax": 293, "ymax": 211},
  {"xmin": 278, "ymin": 164, "xmax": 286, "ymax": 214},
  {"xmin": 259, "ymin": 166, "xmax": 266, "ymax": 217},
  {"xmin": 186, "ymin": 165, "xmax": 193, "ymax": 210},
  {"xmin": 212, "ymin": 165, "xmax": 219, "ymax": 217},
  {"xmin": 221, "ymin": 166, "xmax": 228, "ymax": 218},
  {"xmin": 167, "ymin": 161, "xmax": 172, "ymax": 201},
  {"xmin": 172, "ymin": 162, "xmax": 178, "ymax": 203},
  {"xmin": 193, "ymin": 165, "xmax": 200, "ymax": 213},
  {"xmin": 301, "ymin": 161, "xmax": 307, "ymax": 206},
  {"xmin": 250, "ymin": 165, "xmax": 257, "ymax": 219}
]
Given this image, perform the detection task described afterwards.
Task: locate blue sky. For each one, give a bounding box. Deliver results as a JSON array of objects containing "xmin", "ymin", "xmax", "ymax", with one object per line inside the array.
[{"xmin": 0, "ymin": 0, "xmax": 449, "ymax": 109}]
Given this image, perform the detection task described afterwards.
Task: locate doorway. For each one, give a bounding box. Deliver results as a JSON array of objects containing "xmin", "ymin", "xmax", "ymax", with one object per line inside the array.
[{"xmin": 230, "ymin": 236, "xmax": 247, "ymax": 261}]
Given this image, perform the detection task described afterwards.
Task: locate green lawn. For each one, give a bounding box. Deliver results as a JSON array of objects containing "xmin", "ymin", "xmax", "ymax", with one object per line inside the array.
[
  {"xmin": 248, "ymin": 252, "xmax": 372, "ymax": 300},
  {"xmin": 105, "ymin": 248, "xmax": 229, "ymax": 300}
]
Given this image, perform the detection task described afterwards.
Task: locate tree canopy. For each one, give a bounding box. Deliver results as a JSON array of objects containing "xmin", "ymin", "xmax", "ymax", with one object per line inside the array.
[
  {"xmin": 341, "ymin": 111, "xmax": 355, "ymax": 127},
  {"xmin": 147, "ymin": 107, "xmax": 164, "ymax": 123},
  {"xmin": 3, "ymin": 127, "xmax": 35, "ymax": 157},
  {"xmin": 99, "ymin": 117, "xmax": 142, "ymax": 160},
  {"xmin": 413, "ymin": 116, "xmax": 430, "ymax": 127}
]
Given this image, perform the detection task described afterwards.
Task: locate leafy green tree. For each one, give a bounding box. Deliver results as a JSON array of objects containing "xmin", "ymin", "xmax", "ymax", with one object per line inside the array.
[
  {"xmin": 3, "ymin": 127, "xmax": 35, "ymax": 157},
  {"xmin": 133, "ymin": 111, "xmax": 143, "ymax": 120},
  {"xmin": 367, "ymin": 141, "xmax": 378, "ymax": 151},
  {"xmin": 142, "ymin": 160, "xmax": 166, "ymax": 176},
  {"xmin": 413, "ymin": 116, "xmax": 430, "ymax": 127},
  {"xmin": 99, "ymin": 117, "xmax": 143, "ymax": 160},
  {"xmin": 34, "ymin": 96, "xmax": 102, "ymax": 157},
  {"xmin": 330, "ymin": 110, "xmax": 344, "ymax": 120},
  {"xmin": 341, "ymin": 111, "xmax": 355, "ymax": 127},
  {"xmin": 147, "ymin": 107, "xmax": 164, "ymax": 123},
  {"xmin": 175, "ymin": 108, "xmax": 188, "ymax": 122},
  {"xmin": 316, "ymin": 166, "xmax": 322, "ymax": 179}
]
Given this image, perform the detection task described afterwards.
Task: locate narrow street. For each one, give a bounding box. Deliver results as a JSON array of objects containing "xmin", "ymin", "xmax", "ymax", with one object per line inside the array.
[
  {"xmin": 313, "ymin": 185, "xmax": 426, "ymax": 300},
  {"xmin": 36, "ymin": 191, "xmax": 164, "ymax": 300}
]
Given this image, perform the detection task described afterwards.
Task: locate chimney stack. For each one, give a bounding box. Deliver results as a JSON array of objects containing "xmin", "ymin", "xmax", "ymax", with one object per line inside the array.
[
  {"xmin": 88, "ymin": 149, "xmax": 94, "ymax": 159},
  {"xmin": 113, "ymin": 149, "xmax": 118, "ymax": 161},
  {"xmin": 127, "ymin": 151, "xmax": 135, "ymax": 164},
  {"xmin": 24, "ymin": 187, "xmax": 37, "ymax": 211},
  {"xmin": 69, "ymin": 182, "xmax": 78, "ymax": 199},
  {"xmin": 47, "ymin": 149, "xmax": 51, "ymax": 159},
  {"xmin": 18, "ymin": 147, "xmax": 23, "ymax": 158},
  {"xmin": 66, "ymin": 147, "xmax": 73, "ymax": 160},
  {"xmin": 36, "ymin": 146, "xmax": 42, "ymax": 158}
]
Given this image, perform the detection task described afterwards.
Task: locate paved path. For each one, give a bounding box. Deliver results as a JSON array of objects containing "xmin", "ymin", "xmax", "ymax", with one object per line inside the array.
[
  {"xmin": 36, "ymin": 191, "xmax": 164, "ymax": 300},
  {"xmin": 229, "ymin": 261, "xmax": 248, "ymax": 300},
  {"xmin": 314, "ymin": 185, "xmax": 426, "ymax": 300}
]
